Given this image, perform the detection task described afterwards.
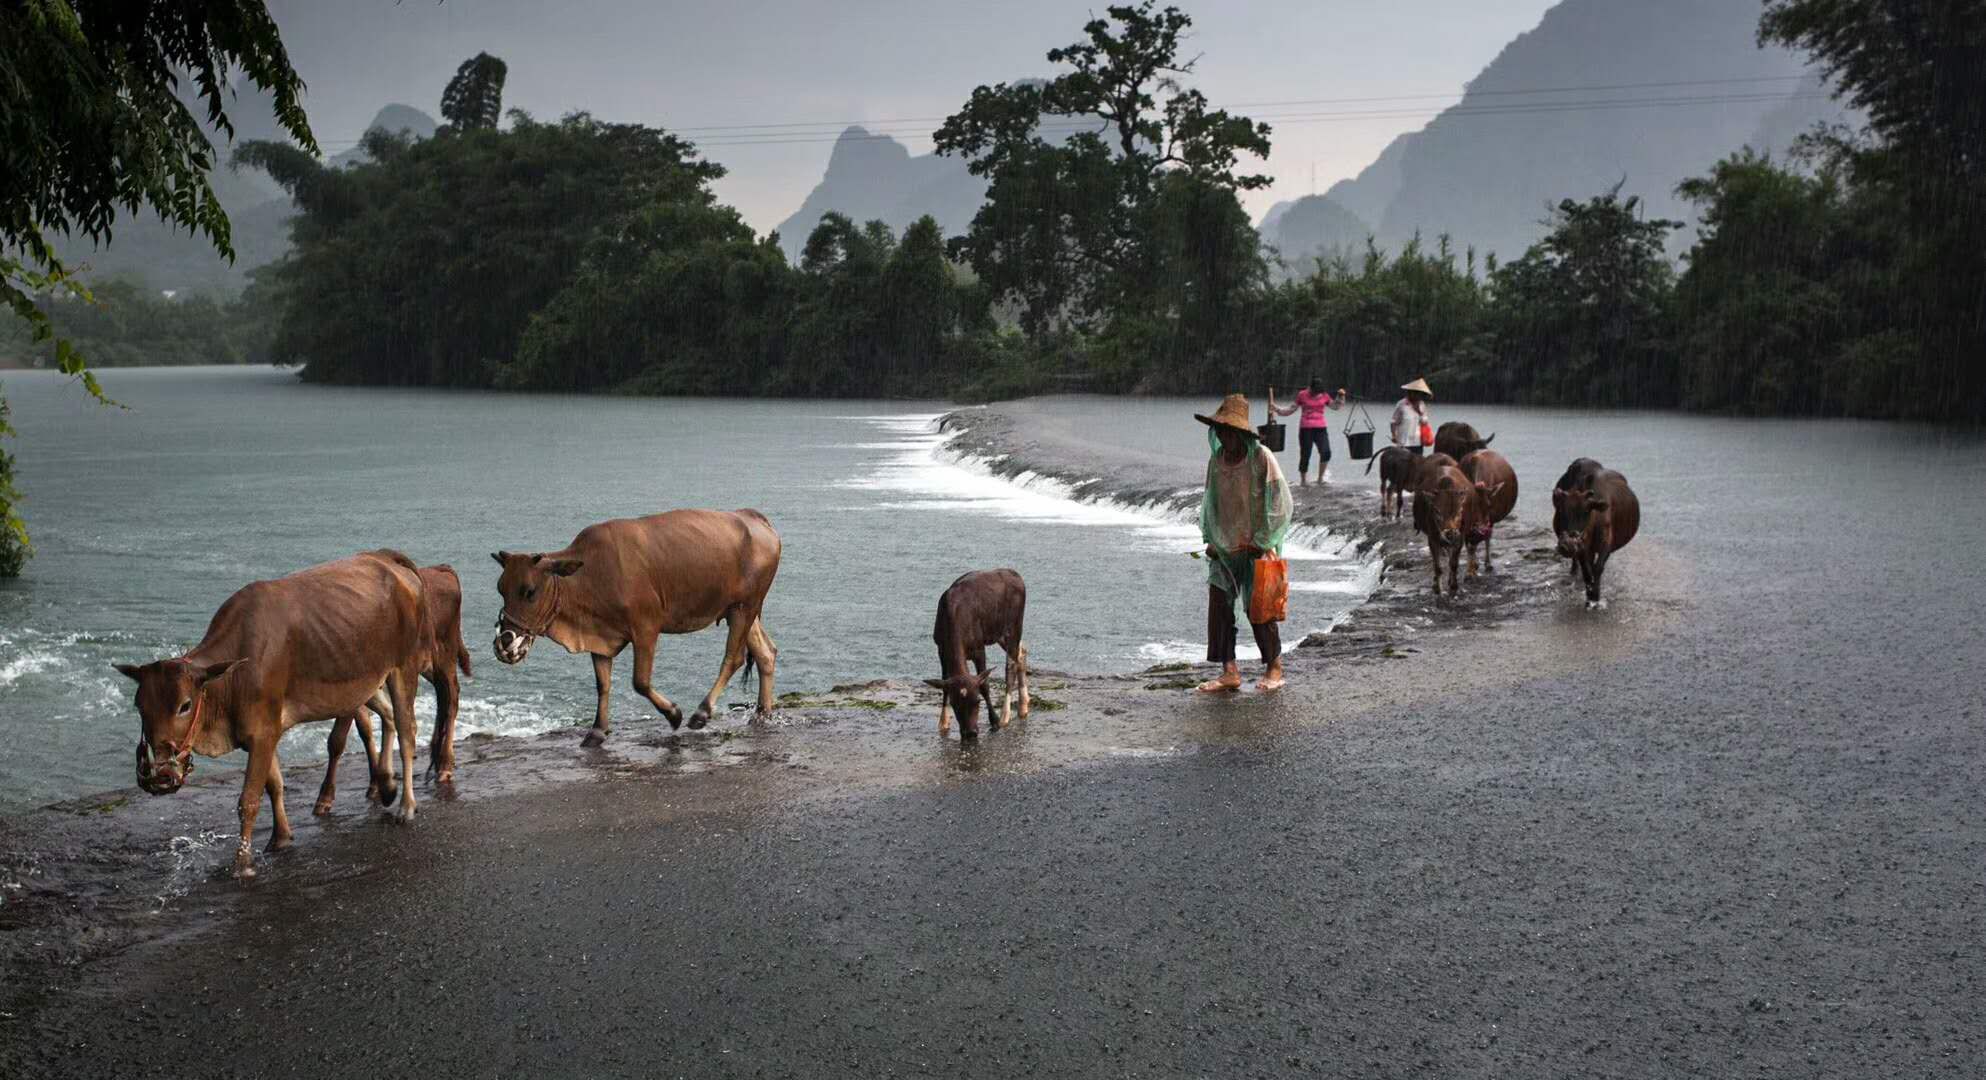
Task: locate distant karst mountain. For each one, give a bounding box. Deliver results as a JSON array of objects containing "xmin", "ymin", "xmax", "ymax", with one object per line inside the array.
[
  {"xmin": 1335, "ymin": 0, "xmax": 1854, "ymax": 263},
  {"xmin": 1263, "ymin": 195, "xmax": 1371, "ymax": 277},
  {"xmin": 771, "ymin": 126, "xmax": 986, "ymax": 260}
]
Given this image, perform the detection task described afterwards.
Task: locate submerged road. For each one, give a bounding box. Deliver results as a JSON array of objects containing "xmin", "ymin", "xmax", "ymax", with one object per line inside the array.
[{"xmin": 4, "ymin": 414, "xmax": 1983, "ymax": 1077}]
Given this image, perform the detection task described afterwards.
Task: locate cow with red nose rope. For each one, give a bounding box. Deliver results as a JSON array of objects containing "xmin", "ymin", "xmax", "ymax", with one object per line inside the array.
[
  {"xmin": 114, "ymin": 550, "xmax": 432, "ymax": 878},
  {"xmin": 1556, "ymin": 466, "xmax": 1640, "ymax": 609},
  {"xmin": 1412, "ymin": 458, "xmax": 1489, "ymax": 596},
  {"xmin": 1459, "ymin": 448, "xmax": 1517, "ymax": 573}
]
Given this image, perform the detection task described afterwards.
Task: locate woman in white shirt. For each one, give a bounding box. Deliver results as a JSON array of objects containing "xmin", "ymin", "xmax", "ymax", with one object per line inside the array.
[{"xmin": 1390, "ymin": 377, "xmax": 1434, "ymax": 456}]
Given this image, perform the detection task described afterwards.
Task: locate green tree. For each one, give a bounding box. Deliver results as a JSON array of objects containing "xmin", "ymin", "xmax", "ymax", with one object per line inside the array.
[
  {"xmin": 933, "ymin": 2, "xmax": 1271, "ymax": 336},
  {"xmin": 440, "ymin": 52, "xmax": 509, "ymax": 133},
  {"xmin": 0, "ymin": 0, "xmax": 313, "ymax": 574}
]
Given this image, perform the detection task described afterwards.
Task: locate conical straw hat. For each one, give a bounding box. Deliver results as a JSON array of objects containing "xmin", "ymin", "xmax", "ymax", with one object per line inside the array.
[
  {"xmin": 1400, "ymin": 377, "xmax": 1433, "ymax": 398},
  {"xmin": 1194, "ymin": 393, "xmax": 1258, "ymax": 439}
]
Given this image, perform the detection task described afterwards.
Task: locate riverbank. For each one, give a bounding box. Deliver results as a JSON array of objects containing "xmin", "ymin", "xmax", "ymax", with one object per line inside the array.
[{"xmin": 3, "ymin": 398, "xmax": 1981, "ymax": 1077}]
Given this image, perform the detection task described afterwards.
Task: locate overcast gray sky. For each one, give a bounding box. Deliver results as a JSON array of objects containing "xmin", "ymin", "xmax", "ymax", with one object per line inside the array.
[{"xmin": 267, "ymin": 1, "xmax": 1560, "ymax": 230}]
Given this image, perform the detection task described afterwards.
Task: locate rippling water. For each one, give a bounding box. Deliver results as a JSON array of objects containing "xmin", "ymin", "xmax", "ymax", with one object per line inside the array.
[{"xmin": 0, "ymin": 367, "xmax": 1370, "ymax": 806}]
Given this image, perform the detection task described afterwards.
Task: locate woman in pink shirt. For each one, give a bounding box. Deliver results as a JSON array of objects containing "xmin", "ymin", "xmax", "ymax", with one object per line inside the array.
[{"xmin": 1268, "ymin": 377, "xmax": 1346, "ymax": 485}]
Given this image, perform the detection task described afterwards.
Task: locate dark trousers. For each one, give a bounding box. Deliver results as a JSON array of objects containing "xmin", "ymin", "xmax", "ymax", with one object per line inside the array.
[
  {"xmin": 1208, "ymin": 584, "xmax": 1282, "ymax": 665},
  {"xmin": 1297, "ymin": 427, "xmax": 1331, "ymax": 473},
  {"xmin": 1404, "ymin": 445, "xmax": 1424, "ymax": 457}
]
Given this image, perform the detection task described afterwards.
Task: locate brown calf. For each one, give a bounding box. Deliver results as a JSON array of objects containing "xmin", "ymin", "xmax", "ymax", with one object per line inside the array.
[
  {"xmin": 115, "ymin": 550, "xmax": 430, "ymax": 877},
  {"xmin": 1459, "ymin": 449, "xmax": 1517, "ymax": 573},
  {"xmin": 1412, "ymin": 462, "xmax": 1488, "ymax": 596},
  {"xmin": 924, "ymin": 569, "xmax": 1029, "ymax": 738},
  {"xmin": 1366, "ymin": 445, "xmax": 1418, "ymax": 520},
  {"xmin": 315, "ymin": 564, "xmax": 473, "ymax": 813},
  {"xmin": 491, "ymin": 509, "xmax": 781, "ymax": 744}
]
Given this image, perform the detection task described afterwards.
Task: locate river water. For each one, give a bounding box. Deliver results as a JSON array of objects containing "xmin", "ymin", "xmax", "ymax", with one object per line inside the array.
[{"xmin": 0, "ymin": 367, "xmax": 1377, "ymax": 806}]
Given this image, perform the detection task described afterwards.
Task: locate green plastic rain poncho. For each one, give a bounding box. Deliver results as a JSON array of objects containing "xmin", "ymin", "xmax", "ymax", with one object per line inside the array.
[{"xmin": 1198, "ymin": 428, "xmax": 1294, "ymax": 605}]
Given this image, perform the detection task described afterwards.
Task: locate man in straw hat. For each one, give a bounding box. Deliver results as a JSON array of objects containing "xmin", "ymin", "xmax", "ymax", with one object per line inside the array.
[
  {"xmin": 1390, "ymin": 377, "xmax": 1435, "ymax": 456},
  {"xmin": 1194, "ymin": 393, "xmax": 1294, "ymax": 693}
]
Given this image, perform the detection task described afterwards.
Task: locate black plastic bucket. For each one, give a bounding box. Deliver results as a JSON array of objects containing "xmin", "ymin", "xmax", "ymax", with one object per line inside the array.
[
  {"xmin": 1256, "ymin": 420, "xmax": 1286, "ymax": 452},
  {"xmin": 1345, "ymin": 428, "xmax": 1375, "ymax": 460}
]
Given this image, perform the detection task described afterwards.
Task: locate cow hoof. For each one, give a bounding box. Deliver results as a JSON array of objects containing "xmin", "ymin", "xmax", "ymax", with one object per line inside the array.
[
  {"xmin": 234, "ymin": 851, "xmax": 256, "ymax": 879},
  {"xmin": 365, "ymin": 784, "xmax": 381, "ymax": 803},
  {"xmin": 1586, "ymin": 599, "xmax": 1607, "ymax": 611},
  {"xmin": 377, "ymin": 781, "xmax": 398, "ymax": 806},
  {"xmin": 393, "ymin": 804, "xmax": 416, "ymax": 825},
  {"xmin": 754, "ymin": 708, "xmax": 775, "ymax": 722},
  {"xmin": 580, "ymin": 729, "xmax": 608, "ymax": 748},
  {"xmin": 312, "ymin": 797, "xmax": 334, "ymax": 816},
  {"xmin": 687, "ymin": 709, "xmax": 710, "ymax": 731},
  {"xmin": 269, "ymin": 830, "xmax": 294, "ymax": 852},
  {"xmin": 433, "ymin": 769, "xmax": 454, "ymax": 785},
  {"xmin": 664, "ymin": 707, "xmax": 684, "ymax": 730}
]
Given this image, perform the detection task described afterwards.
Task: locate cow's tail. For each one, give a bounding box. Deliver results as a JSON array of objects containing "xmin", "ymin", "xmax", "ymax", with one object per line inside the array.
[
  {"xmin": 1365, "ymin": 452, "xmax": 1380, "ymax": 476},
  {"xmin": 456, "ymin": 641, "xmax": 474, "ymax": 679}
]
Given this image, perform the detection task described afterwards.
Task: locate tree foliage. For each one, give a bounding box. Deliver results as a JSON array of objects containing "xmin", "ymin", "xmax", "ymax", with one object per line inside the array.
[
  {"xmin": 0, "ymin": 0, "xmax": 313, "ymax": 574},
  {"xmin": 440, "ymin": 52, "xmax": 508, "ymax": 133}
]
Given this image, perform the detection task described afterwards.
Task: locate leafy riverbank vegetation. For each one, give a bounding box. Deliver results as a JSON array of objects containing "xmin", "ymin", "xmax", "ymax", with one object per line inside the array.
[{"xmin": 225, "ymin": 2, "xmax": 1979, "ymax": 423}]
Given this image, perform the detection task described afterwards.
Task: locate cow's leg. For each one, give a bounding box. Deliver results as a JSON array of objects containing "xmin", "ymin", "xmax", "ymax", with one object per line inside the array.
[
  {"xmin": 1447, "ymin": 543, "xmax": 1461, "ymax": 596},
  {"xmin": 629, "ymin": 633, "xmax": 684, "ymax": 732},
  {"xmin": 587, "ymin": 652, "xmax": 618, "ymax": 746},
  {"xmin": 235, "ymin": 732, "xmax": 275, "ymax": 878},
  {"xmin": 998, "ymin": 650, "xmax": 1014, "ymax": 730},
  {"xmin": 265, "ymin": 753, "xmax": 294, "ymax": 853},
  {"xmin": 316, "ymin": 713, "xmax": 356, "ymax": 815},
  {"xmin": 386, "ymin": 668, "xmax": 418, "ymax": 824},
  {"xmin": 426, "ymin": 667, "xmax": 458, "ymax": 784},
  {"xmin": 375, "ymin": 698, "xmax": 399, "ymax": 808},
  {"xmin": 971, "ymin": 646, "xmax": 997, "ymax": 723},
  {"xmin": 691, "ymin": 615, "xmax": 755, "ymax": 730},
  {"xmin": 746, "ymin": 619, "xmax": 778, "ymax": 718},
  {"xmin": 1016, "ymin": 641, "xmax": 1031, "ymax": 719},
  {"xmin": 353, "ymin": 694, "xmax": 383, "ymax": 801},
  {"xmin": 1484, "ymin": 534, "xmax": 1494, "ymax": 573},
  {"xmin": 1466, "ymin": 539, "xmax": 1480, "ymax": 577},
  {"xmin": 937, "ymin": 692, "xmax": 952, "ymax": 735},
  {"xmin": 1428, "ymin": 538, "xmax": 1443, "ymax": 594},
  {"xmin": 1588, "ymin": 549, "xmax": 1610, "ymax": 607}
]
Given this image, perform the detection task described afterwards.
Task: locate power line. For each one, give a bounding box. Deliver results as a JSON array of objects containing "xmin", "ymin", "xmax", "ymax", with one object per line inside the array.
[{"xmin": 299, "ymin": 73, "xmax": 1821, "ymax": 150}]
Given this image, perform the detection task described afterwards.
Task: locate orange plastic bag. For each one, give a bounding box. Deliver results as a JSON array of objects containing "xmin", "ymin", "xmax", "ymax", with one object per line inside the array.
[
  {"xmin": 1249, "ymin": 554, "xmax": 1289, "ymax": 624},
  {"xmin": 1419, "ymin": 420, "xmax": 1435, "ymax": 447}
]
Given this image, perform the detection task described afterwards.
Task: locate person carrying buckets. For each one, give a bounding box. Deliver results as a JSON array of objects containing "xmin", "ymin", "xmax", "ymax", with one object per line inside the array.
[
  {"xmin": 1390, "ymin": 377, "xmax": 1435, "ymax": 456},
  {"xmin": 1267, "ymin": 377, "xmax": 1346, "ymax": 486},
  {"xmin": 1194, "ymin": 394, "xmax": 1293, "ymax": 694}
]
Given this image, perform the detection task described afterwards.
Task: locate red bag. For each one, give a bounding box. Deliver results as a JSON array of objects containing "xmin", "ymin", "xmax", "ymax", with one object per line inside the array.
[
  {"xmin": 1249, "ymin": 554, "xmax": 1289, "ymax": 624},
  {"xmin": 1419, "ymin": 420, "xmax": 1435, "ymax": 447}
]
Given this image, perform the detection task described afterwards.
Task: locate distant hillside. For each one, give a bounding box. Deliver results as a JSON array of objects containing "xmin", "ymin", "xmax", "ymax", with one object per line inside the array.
[
  {"xmin": 1264, "ymin": 195, "xmax": 1371, "ymax": 277},
  {"xmin": 44, "ymin": 103, "xmax": 436, "ymax": 295},
  {"xmin": 771, "ymin": 127, "xmax": 986, "ymax": 260},
  {"xmin": 1319, "ymin": 0, "xmax": 1854, "ymax": 263}
]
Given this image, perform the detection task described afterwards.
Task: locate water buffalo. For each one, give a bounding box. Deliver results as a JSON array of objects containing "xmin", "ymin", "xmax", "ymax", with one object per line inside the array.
[
  {"xmin": 491, "ymin": 509, "xmax": 781, "ymax": 744},
  {"xmin": 1459, "ymin": 449, "xmax": 1518, "ymax": 573},
  {"xmin": 1559, "ymin": 468, "xmax": 1640, "ymax": 609},
  {"xmin": 923, "ymin": 569, "xmax": 1029, "ymax": 738},
  {"xmin": 1412, "ymin": 461, "xmax": 1487, "ymax": 596},
  {"xmin": 1433, "ymin": 421, "xmax": 1495, "ymax": 462},
  {"xmin": 1551, "ymin": 457, "xmax": 1607, "ymax": 576},
  {"xmin": 114, "ymin": 550, "xmax": 431, "ymax": 877},
  {"xmin": 1366, "ymin": 445, "xmax": 1418, "ymax": 520},
  {"xmin": 314, "ymin": 563, "xmax": 473, "ymax": 813}
]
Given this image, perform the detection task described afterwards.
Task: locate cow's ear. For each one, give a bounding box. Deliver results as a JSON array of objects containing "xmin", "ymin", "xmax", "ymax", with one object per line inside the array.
[
  {"xmin": 200, "ymin": 659, "xmax": 242, "ymax": 685},
  {"xmin": 490, "ymin": 551, "xmax": 510, "ymax": 567},
  {"xmin": 547, "ymin": 559, "xmax": 584, "ymax": 577},
  {"xmin": 923, "ymin": 679, "xmax": 947, "ymax": 691},
  {"xmin": 974, "ymin": 672, "xmax": 993, "ymax": 689},
  {"xmin": 114, "ymin": 663, "xmax": 145, "ymax": 682}
]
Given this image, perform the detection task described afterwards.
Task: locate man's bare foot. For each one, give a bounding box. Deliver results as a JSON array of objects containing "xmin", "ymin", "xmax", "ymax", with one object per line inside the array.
[
  {"xmin": 1256, "ymin": 673, "xmax": 1286, "ymax": 691},
  {"xmin": 1197, "ymin": 674, "xmax": 1242, "ymax": 693}
]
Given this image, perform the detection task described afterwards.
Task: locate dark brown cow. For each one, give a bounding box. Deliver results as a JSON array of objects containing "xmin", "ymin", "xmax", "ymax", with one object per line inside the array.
[
  {"xmin": 1551, "ymin": 457, "xmax": 1607, "ymax": 576},
  {"xmin": 1433, "ymin": 421, "xmax": 1495, "ymax": 462},
  {"xmin": 1459, "ymin": 449, "xmax": 1518, "ymax": 573},
  {"xmin": 1366, "ymin": 445, "xmax": 1418, "ymax": 520},
  {"xmin": 491, "ymin": 509, "xmax": 781, "ymax": 744},
  {"xmin": 923, "ymin": 569, "xmax": 1029, "ymax": 738},
  {"xmin": 1412, "ymin": 462, "xmax": 1488, "ymax": 596},
  {"xmin": 1559, "ymin": 468, "xmax": 1640, "ymax": 608},
  {"xmin": 315, "ymin": 564, "xmax": 473, "ymax": 813},
  {"xmin": 114, "ymin": 550, "xmax": 430, "ymax": 877}
]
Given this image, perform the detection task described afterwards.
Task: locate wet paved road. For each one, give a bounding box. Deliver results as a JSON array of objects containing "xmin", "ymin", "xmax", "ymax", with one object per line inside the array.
[{"xmin": 4, "ymin": 411, "xmax": 1982, "ymax": 1077}]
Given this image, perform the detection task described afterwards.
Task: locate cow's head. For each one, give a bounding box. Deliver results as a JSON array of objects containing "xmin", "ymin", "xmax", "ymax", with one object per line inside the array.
[
  {"xmin": 925, "ymin": 672, "xmax": 992, "ymax": 737},
  {"xmin": 1557, "ymin": 491, "xmax": 1613, "ymax": 557},
  {"xmin": 1469, "ymin": 480, "xmax": 1504, "ymax": 541},
  {"xmin": 490, "ymin": 551, "xmax": 583, "ymax": 664},
  {"xmin": 1419, "ymin": 476, "xmax": 1469, "ymax": 548},
  {"xmin": 113, "ymin": 658, "xmax": 241, "ymax": 795}
]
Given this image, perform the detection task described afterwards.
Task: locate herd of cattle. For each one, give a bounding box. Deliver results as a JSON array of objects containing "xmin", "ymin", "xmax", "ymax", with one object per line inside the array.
[
  {"xmin": 109, "ymin": 424, "xmax": 1633, "ymax": 877},
  {"xmin": 1368, "ymin": 420, "xmax": 1640, "ymax": 603}
]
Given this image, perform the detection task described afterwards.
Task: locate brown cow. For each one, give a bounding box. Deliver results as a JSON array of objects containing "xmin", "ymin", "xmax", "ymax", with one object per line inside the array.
[
  {"xmin": 1366, "ymin": 445, "xmax": 1418, "ymax": 520},
  {"xmin": 314, "ymin": 563, "xmax": 473, "ymax": 813},
  {"xmin": 1559, "ymin": 468, "xmax": 1640, "ymax": 609},
  {"xmin": 114, "ymin": 550, "xmax": 430, "ymax": 877},
  {"xmin": 923, "ymin": 569, "xmax": 1029, "ymax": 738},
  {"xmin": 491, "ymin": 509, "xmax": 781, "ymax": 744},
  {"xmin": 1459, "ymin": 449, "xmax": 1518, "ymax": 573},
  {"xmin": 1551, "ymin": 457, "xmax": 1607, "ymax": 577},
  {"xmin": 1412, "ymin": 461, "xmax": 1487, "ymax": 596},
  {"xmin": 1433, "ymin": 421, "xmax": 1495, "ymax": 462}
]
